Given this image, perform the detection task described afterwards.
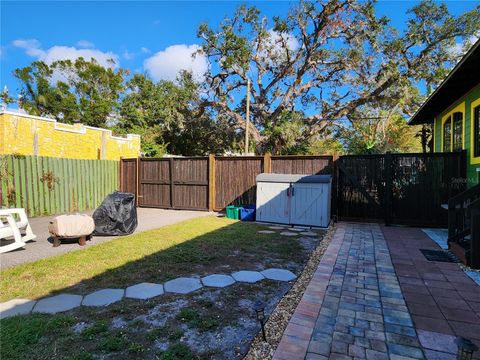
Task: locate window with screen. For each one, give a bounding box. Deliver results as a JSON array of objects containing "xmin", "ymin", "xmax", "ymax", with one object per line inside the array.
[
  {"xmin": 443, "ymin": 116, "xmax": 451, "ymax": 152},
  {"xmin": 474, "ymin": 106, "xmax": 480, "ymax": 157},
  {"xmin": 452, "ymin": 112, "xmax": 463, "ymax": 151}
]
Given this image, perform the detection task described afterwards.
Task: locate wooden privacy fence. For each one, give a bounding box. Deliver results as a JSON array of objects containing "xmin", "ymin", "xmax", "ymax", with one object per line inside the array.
[
  {"xmin": 120, "ymin": 155, "xmax": 334, "ymax": 212},
  {"xmin": 0, "ymin": 155, "xmax": 119, "ymax": 217},
  {"xmin": 121, "ymin": 151, "xmax": 467, "ymax": 227},
  {"xmin": 336, "ymin": 151, "xmax": 467, "ymax": 226}
]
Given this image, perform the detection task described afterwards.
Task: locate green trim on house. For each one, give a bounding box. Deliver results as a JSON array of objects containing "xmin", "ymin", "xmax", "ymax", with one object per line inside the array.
[{"xmin": 433, "ymin": 83, "xmax": 480, "ymax": 186}]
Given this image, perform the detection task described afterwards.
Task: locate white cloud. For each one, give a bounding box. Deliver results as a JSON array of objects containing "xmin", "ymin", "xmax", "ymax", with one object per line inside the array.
[
  {"xmin": 76, "ymin": 40, "xmax": 95, "ymax": 49},
  {"xmin": 449, "ymin": 34, "xmax": 479, "ymax": 56},
  {"xmin": 255, "ymin": 29, "xmax": 300, "ymax": 67},
  {"xmin": 13, "ymin": 38, "xmax": 118, "ymax": 68},
  {"xmin": 266, "ymin": 29, "xmax": 299, "ymax": 52},
  {"xmin": 144, "ymin": 44, "xmax": 208, "ymax": 82},
  {"xmin": 13, "ymin": 39, "xmax": 46, "ymax": 58},
  {"xmin": 140, "ymin": 47, "xmax": 151, "ymax": 54},
  {"xmin": 42, "ymin": 46, "xmax": 118, "ymax": 68}
]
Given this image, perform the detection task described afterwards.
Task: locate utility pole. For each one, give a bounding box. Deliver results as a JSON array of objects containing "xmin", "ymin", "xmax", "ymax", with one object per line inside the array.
[{"xmin": 245, "ymin": 78, "xmax": 250, "ymax": 155}]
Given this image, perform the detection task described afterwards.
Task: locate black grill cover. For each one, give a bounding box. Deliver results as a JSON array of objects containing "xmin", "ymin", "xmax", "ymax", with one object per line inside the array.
[{"xmin": 93, "ymin": 191, "xmax": 138, "ymax": 236}]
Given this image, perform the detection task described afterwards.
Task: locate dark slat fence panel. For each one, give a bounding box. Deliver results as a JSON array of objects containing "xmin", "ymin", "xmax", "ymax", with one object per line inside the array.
[
  {"xmin": 271, "ymin": 156, "xmax": 333, "ymax": 175},
  {"xmin": 336, "ymin": 151, "xmax": 467, "ymax": 227},
  {"xmin": 120, "ymin": 159, "xmax": 137, "ymax": 197},
  {"xmin": 390, "ymin": 152, "xmax": 466, "ymax": 226},
  {"xmin": 214, "ymin": 156, "xmax": 264, "ymax": 210}
]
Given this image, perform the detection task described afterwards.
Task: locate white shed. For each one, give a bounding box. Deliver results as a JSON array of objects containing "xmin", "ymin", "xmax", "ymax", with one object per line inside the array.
[{"xmin": 256, "ymin": 173, "xmax": 331, "ymax": 228}]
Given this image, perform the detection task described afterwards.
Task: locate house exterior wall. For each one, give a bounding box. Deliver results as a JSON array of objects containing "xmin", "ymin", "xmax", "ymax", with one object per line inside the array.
[
  {"xmin": 433, "ymin": 83, "xmax": 480, "ymax": 186},
  {"xmin": 0, "ymin": 111, "xmax": 140, "ymax": 160}
]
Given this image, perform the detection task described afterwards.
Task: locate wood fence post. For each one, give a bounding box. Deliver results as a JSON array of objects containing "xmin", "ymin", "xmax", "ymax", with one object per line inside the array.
[
  {"xmin": 208, "ymin": 154, "xmax": 216, "ymax": 212},
  {"xmin": 264, "ymin": 153, "xmax": 272, "ymax": 173},
  {"xmin": 135, "ymin": 157, "xmax": 140, "ymax": 207},
  {"xmin": 119, "ymin": 157, "xmax": 123, "ymax": 191}
]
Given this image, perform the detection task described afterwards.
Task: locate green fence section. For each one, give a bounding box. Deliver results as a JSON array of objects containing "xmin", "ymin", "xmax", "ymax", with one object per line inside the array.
[{"xmin": 0, "ymin": 155, "xmax": 119, "ymax": 217}]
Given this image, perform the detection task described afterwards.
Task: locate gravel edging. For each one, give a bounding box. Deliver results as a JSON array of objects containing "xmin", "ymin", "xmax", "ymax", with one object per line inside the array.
[{"xmin": 244, "ymin": 223, "xmax": 336, "ymax": 360}]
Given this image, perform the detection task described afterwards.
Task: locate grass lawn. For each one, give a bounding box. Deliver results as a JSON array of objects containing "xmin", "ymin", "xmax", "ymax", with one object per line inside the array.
[
  {"xmin": 1, "ymin": 216, "xmax": 325, "ymax": 360},
  {"xmin": 0, "ymin": 216, "xmax": 302, "ymax": 302}
]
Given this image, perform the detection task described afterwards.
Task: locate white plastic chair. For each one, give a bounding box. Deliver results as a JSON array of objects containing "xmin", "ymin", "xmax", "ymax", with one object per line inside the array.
[{"xmin": 0, "ymin": 208, "xmax": 36, "ymax": 253}]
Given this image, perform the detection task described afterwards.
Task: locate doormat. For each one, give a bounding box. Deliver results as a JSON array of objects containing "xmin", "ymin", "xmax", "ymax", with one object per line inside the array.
[{"xmin": 420, "ymin": 249, "xmax": 460, "ymax": 263}]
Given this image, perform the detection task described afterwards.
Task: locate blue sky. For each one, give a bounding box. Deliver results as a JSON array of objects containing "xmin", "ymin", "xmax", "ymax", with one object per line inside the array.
[{"xmin": 1, "ymin": 1, "xmax": 478, "ymax": 100}]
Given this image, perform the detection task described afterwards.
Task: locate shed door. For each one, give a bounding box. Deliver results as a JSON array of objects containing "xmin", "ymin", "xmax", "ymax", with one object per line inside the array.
[
  {"xmin": 289, "ymin": 183, "xmax": 325, "ymax": 227},
  {"xmin": 256, "ymin": 182, "xmax": 291, "ymax": 224}
]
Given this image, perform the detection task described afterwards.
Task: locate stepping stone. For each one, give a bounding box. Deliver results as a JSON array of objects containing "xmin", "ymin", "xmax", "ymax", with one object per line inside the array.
[
  {"xmin": 125, "ymin": 282, "xmax": 164, "ymax": 300},
  {"xmin": 268, "ymin": 226, "xmax": 285, "ymax": 230},
  {"xmin": 201, "ymin": 274, "xmax": 236, "ymax": 288},
  {"xmin": 261, "ymin": 268, "xmax": 297, "ymax": 281},
  {"xmin": 258, "ymin": 230, "xmax": 275, "ymax": 234},
  {"xmin": 33, "ymin": 294, "xmax": 83, "ymax": 314},
  {"xmin": 289, "ymin": 228, "xmax": 305, "ymax": 232},
  {"xmin": 280, "ymin": 231, "xmax": 299, "ymax": 236},
  {"xmin": 82, "ymin": 289, "xmax": 124, "ymax": 307},
  {"xmin": 164, "ymin": 277, "xmax": 202, "ymax": 294},
  {"xmin": 231, "ymin": 270, "xmax": 264, "ymax": 283},
  {"xmin": 0, "ymin": 299, "xmax": 37, "ymax": 319},
  {"xmin": 300, "ymin": 231, "xmax": 317, "ymax": 236}
]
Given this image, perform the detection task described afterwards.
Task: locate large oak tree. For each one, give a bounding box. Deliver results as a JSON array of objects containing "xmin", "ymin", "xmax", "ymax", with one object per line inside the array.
[{"xmin": 197, "ymin": 0, "xmax": 480, "ymax": 154}]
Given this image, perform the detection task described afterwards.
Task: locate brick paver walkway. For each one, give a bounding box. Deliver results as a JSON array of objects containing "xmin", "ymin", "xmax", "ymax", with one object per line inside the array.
[{"xmin": 274, "ymin": 223, "xmax": 425, "ymax": 360}]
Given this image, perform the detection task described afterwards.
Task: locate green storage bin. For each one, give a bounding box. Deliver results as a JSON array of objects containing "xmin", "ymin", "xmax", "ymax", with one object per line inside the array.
[{"xmin": 226, "ymin": 205, "xmax": 240, "ymax": 220}]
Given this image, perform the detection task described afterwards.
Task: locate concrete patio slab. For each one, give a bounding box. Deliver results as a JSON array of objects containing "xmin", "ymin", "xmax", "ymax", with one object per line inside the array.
[
  {"xmin": 417, "ymin": 330, "xmax": 456, "ymax": 354},
  {"xmin": 164, "ymin": 277, "xmax": 202, "ymax": 294},
  {"xmin": 33, "ymin": 294, "xmax": 83, "ymax": 314},
  {"xmin": 125, "ymin": 282, "xmax": 164, "ymax": 300},
  {"xmin": 82, "ymin": 289, "xmax": 124, "ymax": 307},
  {"xmin": 0, "ymin": 299, "xmax": 37, "ymax": 318},
  {"xmin": 465, "ymin": 270, "xmax": 480, "ymax": 286},
  {"xmin": 261, "ymin": 268, "xmax": 297, "ymax": 281},
  {"xmin": 421, "ymin": 228, "xmax": 448, "ymax": 250},
  {"xmin": 201, "ymin": 274, "xmax": 236, "ymax": 288},
  {"xmin": 1, "ymin": 208, "xmax": 214, "ymax": 269},
  {"xmin": 231, "ymin": 270, "xmax": 264, "ymax": 283}
]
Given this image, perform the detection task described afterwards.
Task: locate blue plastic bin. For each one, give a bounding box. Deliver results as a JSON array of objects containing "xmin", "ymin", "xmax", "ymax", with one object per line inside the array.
[{"xmin": 240, "ymin": 204, "xmax": 256, "ymax": 221}]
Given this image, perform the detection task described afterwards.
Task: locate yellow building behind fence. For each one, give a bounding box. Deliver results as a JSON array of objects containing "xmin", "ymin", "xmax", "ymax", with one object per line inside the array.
[{"xmin": 0, "ymin": 111, "xmax": 140, "ymax": 160}]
